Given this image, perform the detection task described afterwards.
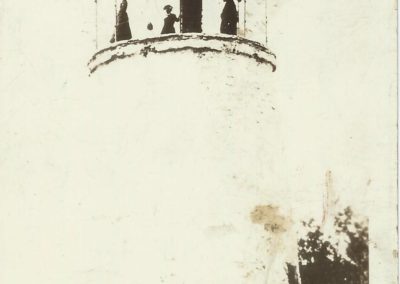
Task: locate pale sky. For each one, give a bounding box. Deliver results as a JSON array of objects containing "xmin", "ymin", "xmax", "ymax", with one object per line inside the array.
[{"xmin": 0, "ymin": 0, "xmax": 397, "ymax": 282}]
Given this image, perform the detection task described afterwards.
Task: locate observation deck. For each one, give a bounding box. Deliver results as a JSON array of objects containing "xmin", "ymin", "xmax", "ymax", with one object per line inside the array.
[{"xmin": 88, "ymin": 34, "xmax": 276, "ymax": 74}]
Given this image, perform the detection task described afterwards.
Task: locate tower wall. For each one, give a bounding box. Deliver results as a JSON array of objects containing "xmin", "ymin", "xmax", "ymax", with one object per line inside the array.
[{"xmin": 85, "ymin": 37, "xmax": 294, "ymax": 283}]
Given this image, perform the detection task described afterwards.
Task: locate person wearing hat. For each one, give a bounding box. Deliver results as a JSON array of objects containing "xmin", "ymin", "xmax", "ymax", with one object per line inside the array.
[
  {"xmin": 110, "ymin": 0, "xmax": 132, "ymax": 42},
  {"xmin": 161, "ymin": 5, "xmax": 179, "ymax": 34}
]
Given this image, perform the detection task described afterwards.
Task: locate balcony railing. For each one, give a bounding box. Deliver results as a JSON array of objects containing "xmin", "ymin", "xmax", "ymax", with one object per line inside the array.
[{"xmin": 88, "ymin": 33, "xmax": 276, "ymax": 74}]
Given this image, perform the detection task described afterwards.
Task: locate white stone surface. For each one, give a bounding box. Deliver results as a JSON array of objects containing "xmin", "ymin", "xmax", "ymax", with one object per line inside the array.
[
  {"xmin": 85, "ymin": 47, "xmax": 291, "ymax": 283},
  {"xmin": 0, "ymin": 0, "xmax": 396, "ymax": 283}
]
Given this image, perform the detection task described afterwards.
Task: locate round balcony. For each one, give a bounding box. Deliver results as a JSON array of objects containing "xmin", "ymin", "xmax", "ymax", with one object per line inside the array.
[{"xmin": 88, "ymin": 33, "xmax": 276, "ymax": 74}]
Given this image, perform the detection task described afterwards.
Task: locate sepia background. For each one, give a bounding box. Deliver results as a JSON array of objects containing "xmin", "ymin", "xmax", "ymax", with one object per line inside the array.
[{"xmin": 0, "ymin": 0, "xmax": 397, "ymax": 283}]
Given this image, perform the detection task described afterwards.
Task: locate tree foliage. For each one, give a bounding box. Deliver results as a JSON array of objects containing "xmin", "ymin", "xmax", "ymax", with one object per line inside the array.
[{"xmin": 297, "ymin": 207, "xmax": 368, "ymax": 284}]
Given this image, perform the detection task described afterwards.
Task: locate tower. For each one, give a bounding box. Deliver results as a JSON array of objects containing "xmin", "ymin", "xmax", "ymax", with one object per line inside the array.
[{"xmin": 87, "ymin": 1, "xmax": 294, "ymax": 283}]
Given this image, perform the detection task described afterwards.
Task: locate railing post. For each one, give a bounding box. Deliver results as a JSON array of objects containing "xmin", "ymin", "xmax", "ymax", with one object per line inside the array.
[{"xmin": 181, "ymin": 0, "xmax": 202, "ymax": 33}]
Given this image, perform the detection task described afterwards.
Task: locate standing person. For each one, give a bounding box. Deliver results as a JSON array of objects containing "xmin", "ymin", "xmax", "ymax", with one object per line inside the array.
[
  {"xmin": 161, "ymin": 5, "xmax": 179, "ymax": 34},
  {"xmin": 220, "ymin": 0, "xmax": 239, "ymax": 35},
  {"xmin": 110, "ymin": 0, "xmax": 132, "ymax": 43}
]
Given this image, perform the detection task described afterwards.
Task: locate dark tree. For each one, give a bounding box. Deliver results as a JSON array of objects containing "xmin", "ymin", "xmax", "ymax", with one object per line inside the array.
[
  {"xmin": 295, "ymin": 208, "xmax": 368, "ymax": 284},
  {"xmin": 286, "ymin": 263, "xmax": 300, "ymax": 284},
  {"xmin": 334, "ymin": 207, "xmax": 369, "ymax": 284}
]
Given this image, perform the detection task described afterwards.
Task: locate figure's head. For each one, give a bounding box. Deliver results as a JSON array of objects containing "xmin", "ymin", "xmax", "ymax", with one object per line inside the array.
[
  {"xmin": 120, "ymin": 0, "xmax": 127, "ymax": 11},
  {"xmin": 163, "ymin": 5, "xmax": 173, "ymax": 14}
]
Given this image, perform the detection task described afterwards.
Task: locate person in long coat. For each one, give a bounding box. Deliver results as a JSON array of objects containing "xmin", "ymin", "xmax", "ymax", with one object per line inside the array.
[
  {"xmin": 110, "ymin": 0, "xmax": 132, "ymax": 43},
  {"xmin": 161, "ymin": 5, "xmax": 179, "ymax": 34},
  {"xmin": 220, "ymin": 0, "xmax": 238, "ymax": 35}
]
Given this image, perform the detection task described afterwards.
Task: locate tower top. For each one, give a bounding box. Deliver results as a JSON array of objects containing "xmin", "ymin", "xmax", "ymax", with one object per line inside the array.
[{"xmin": 93, "ymin": 0, "xmax": 270, "ymax": 49}]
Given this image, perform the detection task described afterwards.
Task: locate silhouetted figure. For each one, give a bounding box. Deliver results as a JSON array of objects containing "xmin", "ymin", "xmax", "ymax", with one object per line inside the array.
[
  {"xmin": 110, "ymin": 0, "xmax": 132, "ymax": 43},
  {"xmin": 161, "ymin": 5, "xmax": 179, "ymax": 34},
  {"xmin": 220, "ymin": 0, "xmax": 239, "ymax": 35}
]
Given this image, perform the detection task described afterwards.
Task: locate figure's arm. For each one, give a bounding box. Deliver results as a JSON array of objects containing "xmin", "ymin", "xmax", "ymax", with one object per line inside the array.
[{"xmin": 110, "ymin": 33, "xmax": 116, "ymax": 43}]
